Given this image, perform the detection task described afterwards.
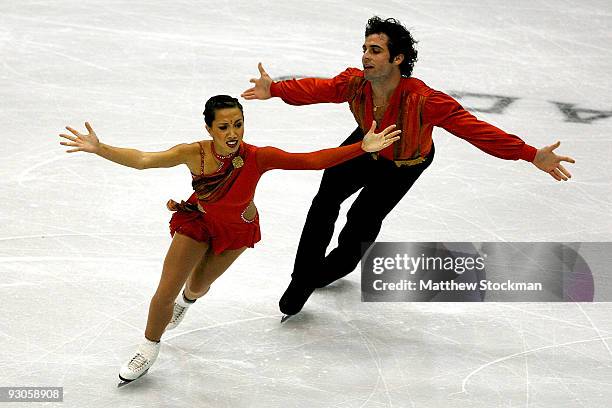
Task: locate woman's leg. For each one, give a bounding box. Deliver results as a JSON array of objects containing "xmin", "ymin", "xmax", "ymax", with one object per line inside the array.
[
  {"xmin": 184, "ymin": 246, "xmax": 247, "ymax": 299},
  {"xmin": 144, "ymin": 233, "xmax": 209, "ymax": 342}
]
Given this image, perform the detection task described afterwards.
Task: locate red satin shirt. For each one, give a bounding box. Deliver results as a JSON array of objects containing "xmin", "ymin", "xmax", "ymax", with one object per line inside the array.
[{"xmin": 270, "ymin": 68, "xmax": 537, "ymax": 164}]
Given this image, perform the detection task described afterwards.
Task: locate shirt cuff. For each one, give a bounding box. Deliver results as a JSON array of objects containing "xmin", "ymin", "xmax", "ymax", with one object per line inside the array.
[{"xmin": 520, "ymin": 144, "xmax": 538, "ymax": 162}]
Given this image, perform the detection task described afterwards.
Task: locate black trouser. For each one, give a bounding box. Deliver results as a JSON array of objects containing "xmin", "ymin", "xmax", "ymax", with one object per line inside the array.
[{"xmin": 291, "ymin": 127, "xmax": 435, "ymax": 287}]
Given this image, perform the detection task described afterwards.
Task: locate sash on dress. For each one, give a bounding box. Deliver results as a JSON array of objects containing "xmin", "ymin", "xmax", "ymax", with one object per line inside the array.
[{"xmin": 167, "ymin": 143, "xmax": 245, "ymax": 212}]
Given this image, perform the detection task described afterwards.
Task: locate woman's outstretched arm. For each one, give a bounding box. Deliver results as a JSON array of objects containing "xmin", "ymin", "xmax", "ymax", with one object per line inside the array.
[
  {"xmin": 59, "ymin": 122, "xmax": 192, "ymax": 170},
  {"xmin": 256, "ymin": 121, "xmax": 400, "ymax": 173}
]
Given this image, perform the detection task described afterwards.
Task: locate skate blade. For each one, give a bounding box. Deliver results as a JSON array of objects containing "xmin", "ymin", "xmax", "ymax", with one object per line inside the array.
[
  {"xmin": 280, "ymin": 314, "xmax": 294, "ymax": 323},
  {"xmin": 117, "ymin": 369, "xmax": 149, "ymax": 388}
]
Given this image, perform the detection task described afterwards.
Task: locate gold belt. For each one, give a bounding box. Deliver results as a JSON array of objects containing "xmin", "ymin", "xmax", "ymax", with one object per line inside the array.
[
  {"xmin": 370, "ymin": 153, "xmax": 427, "ymax": 167},
  {"xmin": 393, "ymin": 157, "xmax": 427, "ymax": 167}
]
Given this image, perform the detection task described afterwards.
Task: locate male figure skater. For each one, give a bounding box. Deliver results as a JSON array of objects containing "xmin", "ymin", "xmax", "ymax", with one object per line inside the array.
[{"xmin": 242, "ymin": 16, "xmax": 575, "ymax": 319}]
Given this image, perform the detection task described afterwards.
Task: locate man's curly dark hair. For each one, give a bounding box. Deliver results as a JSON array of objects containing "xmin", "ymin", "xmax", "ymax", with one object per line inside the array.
[{"xmin": 365, "ymin": 16, "xmax": 418, "ymax": 77}]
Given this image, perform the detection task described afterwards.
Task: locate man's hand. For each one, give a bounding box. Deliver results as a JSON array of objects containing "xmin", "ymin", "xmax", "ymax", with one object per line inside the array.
[
  {"xmin": 241, "ymin": 62, "xmax": 273, "ymax": 100},
  {"xmin": 532, "ymin": 141, "xmax": 575, "ymax": 181}
]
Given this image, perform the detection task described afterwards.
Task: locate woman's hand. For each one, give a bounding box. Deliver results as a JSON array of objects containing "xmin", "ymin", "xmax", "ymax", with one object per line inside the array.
[
  {"xmin": 59, "ymin": 122, "xmax": 100, "ymax": 154},
  {"xmin": 361, "ymin": 121, "xmax": 401, "ymax": 152}
]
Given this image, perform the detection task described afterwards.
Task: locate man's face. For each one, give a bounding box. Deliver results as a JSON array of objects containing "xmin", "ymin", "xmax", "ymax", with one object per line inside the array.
[{"xmin": 362, "ymin": 33, "xmax": 400, "ymax": 81}]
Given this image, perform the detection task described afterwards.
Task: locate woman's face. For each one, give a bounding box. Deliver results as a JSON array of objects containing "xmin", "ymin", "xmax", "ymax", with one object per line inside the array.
[{"xmin": 206, "ymin": 107, "xmax": 244, "ymax": 156}]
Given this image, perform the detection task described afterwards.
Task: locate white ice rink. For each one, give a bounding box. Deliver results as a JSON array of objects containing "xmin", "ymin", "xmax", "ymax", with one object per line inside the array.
[{"xmin": 1, "ymin": 1, "xmax": 612, "ymax": 407}]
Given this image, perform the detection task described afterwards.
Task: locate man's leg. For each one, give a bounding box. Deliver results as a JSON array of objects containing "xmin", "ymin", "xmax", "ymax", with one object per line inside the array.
[
  {"xmin": 316, "ymin": 145, "xmax": 435, "ymax": 288},
  {"xmin": 280, "ymin": 127, "xmax": 371, "ymax": 315}
]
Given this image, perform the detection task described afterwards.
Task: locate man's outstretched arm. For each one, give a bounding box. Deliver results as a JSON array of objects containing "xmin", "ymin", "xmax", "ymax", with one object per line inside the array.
[
  {"xmin": 425, "ymin": 91, "xmax": 575, "ymax": 181},
  {"xmin": 241, "ymin": 63, "xmax": 357, "ymax": 105}
]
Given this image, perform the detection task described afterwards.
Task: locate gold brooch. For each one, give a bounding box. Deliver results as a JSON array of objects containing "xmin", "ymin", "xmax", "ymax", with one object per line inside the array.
[{"xmin": 232, "ymin": 156, "xmax": 244, "ymax": 168}]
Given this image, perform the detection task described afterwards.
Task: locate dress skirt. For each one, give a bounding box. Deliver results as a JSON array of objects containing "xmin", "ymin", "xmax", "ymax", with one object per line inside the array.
[{"xmin": 168, "ymin": 194, "xmax": 261, "ymax": 254}]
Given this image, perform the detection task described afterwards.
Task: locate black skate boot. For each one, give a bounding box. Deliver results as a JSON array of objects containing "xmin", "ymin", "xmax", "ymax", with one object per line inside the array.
[{"xmin": 279, "ymin": 279, "xmax": 316, "ymax": 322}]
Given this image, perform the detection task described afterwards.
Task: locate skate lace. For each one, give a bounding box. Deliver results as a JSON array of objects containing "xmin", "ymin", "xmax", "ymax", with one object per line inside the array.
[
  {"xmin": 128, "ymin": 353, "xmax": 148, "ymax": 370},
  {"xmin": 172, "ymin": 304, "xmax": 187, "ymax": 321}
]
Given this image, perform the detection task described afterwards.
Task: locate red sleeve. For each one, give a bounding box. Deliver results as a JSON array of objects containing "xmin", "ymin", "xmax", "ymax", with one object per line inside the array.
[
  {"xmin": 255, "ymin": 142, "xmax": 364, "ymax": 174},
  {"xmin": 269, "ymin": 68, "xmax": 362, "ymax": 105},
  {"xmin": 423, "ymin": 91, "xmax": 537, "ymax": 162}
]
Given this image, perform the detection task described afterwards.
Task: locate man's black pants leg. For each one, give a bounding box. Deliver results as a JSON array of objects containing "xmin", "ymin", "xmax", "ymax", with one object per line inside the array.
[
  {"xmin": 290, "ymin": 127, "xmax": 370, "ymax": 285},
  {"xmin": 280, "ymin": 127, "xmax": 368, "ymax": 315},
  {"xmin": 317, "ymin": 145, "xmax": 435, "ymax": 287}
]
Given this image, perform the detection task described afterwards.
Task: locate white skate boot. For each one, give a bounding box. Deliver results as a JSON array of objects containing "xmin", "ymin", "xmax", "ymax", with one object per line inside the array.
[
  {"xmin": 165, "ymin": 292, "xmax": 196, "ymax": 331},
  {"xmin": 118, "ymin": 339, "xmax": 160, "ymax": 386}
]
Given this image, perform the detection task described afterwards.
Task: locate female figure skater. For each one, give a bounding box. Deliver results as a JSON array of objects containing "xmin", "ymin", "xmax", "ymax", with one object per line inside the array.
[{"xmin": 58, "ymin": 95, "xmax": 400, "ymax": 384}]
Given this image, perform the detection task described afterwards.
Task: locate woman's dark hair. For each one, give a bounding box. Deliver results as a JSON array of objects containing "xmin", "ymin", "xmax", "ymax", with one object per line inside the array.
[
  {"xmin": 365, "ymin": 16, "xmax": 418, "ymax": 77},
  {"xmin": 203, "ymin": 95, "xmax": 244, "ymax": 127}
]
